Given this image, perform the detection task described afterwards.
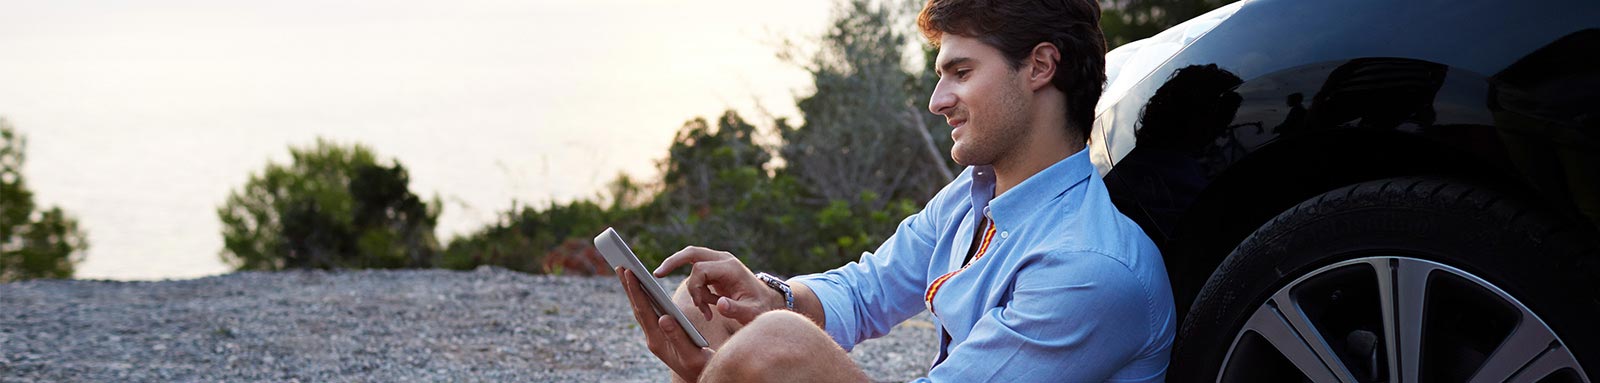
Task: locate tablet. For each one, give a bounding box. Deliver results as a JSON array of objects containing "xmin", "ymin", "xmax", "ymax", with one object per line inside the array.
[{"xmin": 594, "ymin": 227, "xmax": 710, "ymax": 348}]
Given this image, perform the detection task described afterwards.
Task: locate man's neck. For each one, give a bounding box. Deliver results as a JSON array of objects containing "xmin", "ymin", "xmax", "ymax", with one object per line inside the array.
[
  {"xmin": 992, "ymin": 140, "xmax": 1082, "ymax": 196},
  {"xmin": 991, "ymin": 113, "xmax": 1083, "ymax": 196}
]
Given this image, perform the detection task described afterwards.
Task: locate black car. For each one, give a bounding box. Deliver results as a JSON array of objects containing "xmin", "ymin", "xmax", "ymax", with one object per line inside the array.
[{"xmin": 1092, "ymin": 0, "xmax": 1599, "ymax": 381}]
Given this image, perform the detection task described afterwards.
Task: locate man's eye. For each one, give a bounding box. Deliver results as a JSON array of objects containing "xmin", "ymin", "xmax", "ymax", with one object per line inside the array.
[{"xmin": 956, "ymin": 69, "xmax": 971, "ymax": 80}]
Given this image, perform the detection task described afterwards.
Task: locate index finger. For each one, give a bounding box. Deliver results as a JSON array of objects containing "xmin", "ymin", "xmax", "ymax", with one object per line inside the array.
[{"xmin": 654, "ymin": 246, "xmax": 727, "ymax": 277}]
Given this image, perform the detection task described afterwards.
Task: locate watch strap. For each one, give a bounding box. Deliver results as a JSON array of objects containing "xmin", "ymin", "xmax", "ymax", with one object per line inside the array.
[{"xmin": 755, "ymin": 272, "xmax": 795, "ymax": 311}]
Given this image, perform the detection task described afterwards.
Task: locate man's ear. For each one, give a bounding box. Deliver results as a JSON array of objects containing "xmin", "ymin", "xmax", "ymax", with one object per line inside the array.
[{"xmin": 1025, "ymin": 42, "xmax": 1060, "ymax": 91}]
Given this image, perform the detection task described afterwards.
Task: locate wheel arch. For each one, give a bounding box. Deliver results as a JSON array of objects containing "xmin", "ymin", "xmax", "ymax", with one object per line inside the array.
[{"xmin": 1162, "ymin": 127, "xmax": 1559, "ymax": 317}]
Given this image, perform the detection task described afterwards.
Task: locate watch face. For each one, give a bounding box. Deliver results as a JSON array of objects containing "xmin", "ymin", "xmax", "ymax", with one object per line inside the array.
[
  {"xmin": 757, "ymin": 273, "xmax": 795, "ymax": 309},
  {"xmin": 758, "ymin": 273, "xmax": 783, "ymax": 288}
]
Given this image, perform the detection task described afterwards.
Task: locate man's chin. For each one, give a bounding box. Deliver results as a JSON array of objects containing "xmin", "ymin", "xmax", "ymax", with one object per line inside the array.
[{"xmin": 949, "ymin": 147, "xmax": 990, "ymax": 167}]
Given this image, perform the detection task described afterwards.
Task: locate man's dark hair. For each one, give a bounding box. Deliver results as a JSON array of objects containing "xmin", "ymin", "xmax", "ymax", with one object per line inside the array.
[{"xmin": 917, "ymin": 0, "xmax": 1107, "ymax": 140}]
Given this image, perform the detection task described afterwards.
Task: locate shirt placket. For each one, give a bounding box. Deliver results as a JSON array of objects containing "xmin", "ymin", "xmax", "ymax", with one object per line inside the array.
[
  {"xmin": 924, "ymin": 207, "xmax": 998, "ymax": 317},
  {"xmin": 927, "ymin": 207, "xmax": 1001, "ymax": 369}
]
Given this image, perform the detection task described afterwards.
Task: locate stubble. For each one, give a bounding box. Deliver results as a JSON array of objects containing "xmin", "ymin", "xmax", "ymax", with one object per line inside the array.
[{"xmin": 950, "ymin": 71, "xmax": 1031, "ymax": 167}]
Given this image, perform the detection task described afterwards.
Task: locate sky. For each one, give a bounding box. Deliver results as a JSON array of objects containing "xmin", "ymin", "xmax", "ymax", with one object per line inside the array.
[{"xmin": 0, "ymin": 0, "xmax": 834, "ymax": 280}]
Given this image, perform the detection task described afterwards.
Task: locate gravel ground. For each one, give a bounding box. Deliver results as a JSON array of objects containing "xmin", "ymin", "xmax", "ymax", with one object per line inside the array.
[{"xmin": 0, "ymin": 267, "xmax": 937, "ymax": 382}]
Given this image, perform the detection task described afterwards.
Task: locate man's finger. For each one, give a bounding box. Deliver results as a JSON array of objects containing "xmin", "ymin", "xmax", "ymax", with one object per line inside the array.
[
  {"xmin": 715, "ymin": 295, "xmax": 765, "ymax": 324},
  {"xmin": 683, "ymin": 264, "xmax": 718, "ymax": 320},
  {"xmin": 620, "ymin": 269, "xmax": 658, "ymax": 331},
  {"xmin": 658, "ymin": 314, "xmax": 711, "ymax": 373},
  {"xmin": 655, "ymin": 246, "xmax": 727, "ymax": 277},
  {"xmin": 619, "ymin": 268, "xmax": 668, "ymax": 352}
]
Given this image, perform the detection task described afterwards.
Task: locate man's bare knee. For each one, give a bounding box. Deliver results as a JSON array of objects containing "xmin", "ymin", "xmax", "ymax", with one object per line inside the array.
[
  {"xmin": 739, "ymin": 311, "xmax": 820, "ymax": 342},
  {"xmin": 738, "ymin": 311, "xmax": 836, "ymax": 359},
  {"xmin": 702, "ymin": 311, "xmax": 866, "ymax": 383},
  {"xmin": 670, "ymin": 282, "xmax": 697, "ymax": 316}
]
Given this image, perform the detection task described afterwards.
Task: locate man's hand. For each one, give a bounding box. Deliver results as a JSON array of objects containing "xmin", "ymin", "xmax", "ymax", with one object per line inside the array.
[
  {"xmin": 616, "ymin": 267, "xmax": 713, "ymax": 382},
  {"xmin": 655, "ymin": 246, "xmax": 785, "ymax": 324}
]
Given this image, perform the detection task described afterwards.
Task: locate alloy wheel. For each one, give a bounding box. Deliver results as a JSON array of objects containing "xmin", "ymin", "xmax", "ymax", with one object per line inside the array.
[{"xmin": 1216, "ymin": 256, "xmax": 1589, "ymax": 383}]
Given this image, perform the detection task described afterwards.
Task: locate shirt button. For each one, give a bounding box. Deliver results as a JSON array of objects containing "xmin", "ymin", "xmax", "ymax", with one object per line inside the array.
[{"xmin": 1000, "ymin": 231, "xmax": 1009, "ymax": 239}]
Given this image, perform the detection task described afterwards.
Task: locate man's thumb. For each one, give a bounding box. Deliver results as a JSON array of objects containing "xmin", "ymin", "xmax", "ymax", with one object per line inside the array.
[{"xmin": 716, "ymin": 296, "xmax": 763, "ymax": 323}]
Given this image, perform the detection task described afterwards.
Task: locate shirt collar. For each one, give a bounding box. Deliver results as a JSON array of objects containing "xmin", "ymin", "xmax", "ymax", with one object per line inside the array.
[{"xmin": 969, "ymin": 149, "xmax": 1094, "ymax": 228}]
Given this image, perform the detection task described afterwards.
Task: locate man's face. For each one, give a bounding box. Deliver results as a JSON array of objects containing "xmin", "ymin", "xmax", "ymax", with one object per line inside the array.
[{"xmin": 928, "ymin": 34, "xmax": 1031, "ymax": 167}]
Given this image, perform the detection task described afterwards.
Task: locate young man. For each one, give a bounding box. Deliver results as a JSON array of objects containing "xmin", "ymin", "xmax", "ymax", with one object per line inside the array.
[{"xmin": 616, "ymin": 0, "xmax": 1175, "ymax": 381}]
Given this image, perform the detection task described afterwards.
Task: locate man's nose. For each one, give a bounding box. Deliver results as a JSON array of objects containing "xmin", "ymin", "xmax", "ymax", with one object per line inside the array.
[{"xmin": 928, "ymin": 84, "xmax": 956, "ymax": 116}]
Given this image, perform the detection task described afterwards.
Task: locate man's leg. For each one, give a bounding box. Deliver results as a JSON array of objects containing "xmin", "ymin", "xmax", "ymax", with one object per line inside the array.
[
  {"xmin": 700, "ymin": 310, "xmax": 869, "ymax": 383},
  {"xmin": 670, "ymin": 282, "xmax": 743, "ymax": 383}
]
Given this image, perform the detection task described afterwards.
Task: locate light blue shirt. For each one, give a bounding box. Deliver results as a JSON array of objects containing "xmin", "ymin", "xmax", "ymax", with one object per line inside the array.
[{"xmin": 792, "ymin": 149, "xmax": 1176, "ymax": 382}]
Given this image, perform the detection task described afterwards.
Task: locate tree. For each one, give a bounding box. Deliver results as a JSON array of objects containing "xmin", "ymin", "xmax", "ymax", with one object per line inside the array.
[
  {"xmin": 636, "ymin": 110, "xmax": 921, "ymax": 274},
  {"xmin": 217, "ymin": 139, "xmax": 440, "ymax": 271},
  {"xmin": 780, "ymin": 0, "xmax": 958, "ymax": 210},
  {"xmin": 640, "ymin": 112, "xmax": 800, "ymax": 270},
  {"xmin": 0, "ymin": 118, "xmax": 88, "ymax": 282}
]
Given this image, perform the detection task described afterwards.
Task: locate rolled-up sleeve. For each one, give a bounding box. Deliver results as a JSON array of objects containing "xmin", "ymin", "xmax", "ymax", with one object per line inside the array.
[
  {"xmin": 915, "ymin": 251, "xmax": 1159, "ymax": 382},
  {"xmin": 791, "ymin": 202, "xmax": 943, "ymax": 350}
]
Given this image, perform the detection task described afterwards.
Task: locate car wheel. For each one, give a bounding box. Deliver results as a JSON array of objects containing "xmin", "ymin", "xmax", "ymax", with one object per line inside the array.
[{"xmin": 1169, "ymin": 177, "xmax": 1599, "ymax": 383}]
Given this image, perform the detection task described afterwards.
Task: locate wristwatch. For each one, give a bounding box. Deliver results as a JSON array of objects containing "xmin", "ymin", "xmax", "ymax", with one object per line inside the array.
[{"xmin": 755, "ymin": 272, "xmax": 795, "ymax": 311}]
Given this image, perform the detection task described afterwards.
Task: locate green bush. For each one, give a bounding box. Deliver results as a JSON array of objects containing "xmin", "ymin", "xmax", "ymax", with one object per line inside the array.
[
  {"xmin": 0, "ymin": 118, "xmax": 88, "ymax": 282},
  {"xmin": 217, "ymin": 139, "xmax": 440, "ymax": 271},
  {"xmin": 439, "ymin": 199, "xmax": 617, "ymax": 273}
]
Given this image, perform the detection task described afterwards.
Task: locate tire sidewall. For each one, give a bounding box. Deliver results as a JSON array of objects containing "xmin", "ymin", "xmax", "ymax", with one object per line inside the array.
[{"xmin": 1169, "ymin": 178, "xmax": 1600, "ymax": 382}]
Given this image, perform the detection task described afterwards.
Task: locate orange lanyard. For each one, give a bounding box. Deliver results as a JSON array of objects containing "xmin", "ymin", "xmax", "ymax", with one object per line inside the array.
[{"xmin": 924, "ymin": 219, "xmax": 998, "ymax": 315}]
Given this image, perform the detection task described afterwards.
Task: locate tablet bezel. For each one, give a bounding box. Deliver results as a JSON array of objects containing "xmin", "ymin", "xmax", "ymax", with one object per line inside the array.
[{"xmin": 594, "ymin": 227, "xmax": 710, "ymax": 348}]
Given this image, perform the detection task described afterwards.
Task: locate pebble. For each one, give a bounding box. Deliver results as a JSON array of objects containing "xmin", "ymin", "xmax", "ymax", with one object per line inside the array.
[{"xmin": 0, "ymin": 267, "xmax": 936, "ymax": 382}]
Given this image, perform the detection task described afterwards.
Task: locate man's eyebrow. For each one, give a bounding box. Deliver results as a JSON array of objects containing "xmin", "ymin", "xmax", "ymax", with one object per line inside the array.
[{"xmin": 936, "ymin": 57, "xmax": 972, "ymax": 77}]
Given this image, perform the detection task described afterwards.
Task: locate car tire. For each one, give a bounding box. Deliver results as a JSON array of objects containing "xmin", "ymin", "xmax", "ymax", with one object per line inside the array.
[{"xmin": 1168, "ymin": 177, "xmax": 1599, "ymax": 383}]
